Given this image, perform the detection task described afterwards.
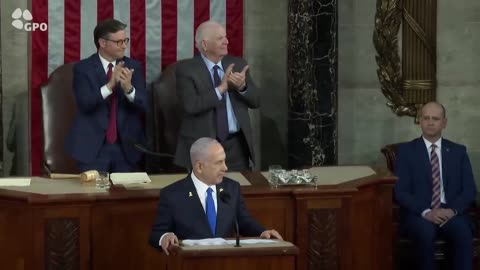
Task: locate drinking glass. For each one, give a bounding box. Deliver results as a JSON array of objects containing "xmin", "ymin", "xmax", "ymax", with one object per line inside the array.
[{"xmin": 96, "ymin": 171, "xmax": 110, "ymax": 188}]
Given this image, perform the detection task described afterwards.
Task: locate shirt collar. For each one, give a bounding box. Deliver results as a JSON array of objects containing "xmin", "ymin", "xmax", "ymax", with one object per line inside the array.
[
  {"xmin": 422, "ymin": 136, "xmax": 442, "ymax": 151},
  {"xmin": 191, "ymin": 171, "xmax": 217, "ymax": 195},
  {"xmin": 98, "ymin": 53, "xmax": 115, "ymax": 71},
  {"xmin": 200, "ymin": 53, "xmax": 223, "ymax": 72}
]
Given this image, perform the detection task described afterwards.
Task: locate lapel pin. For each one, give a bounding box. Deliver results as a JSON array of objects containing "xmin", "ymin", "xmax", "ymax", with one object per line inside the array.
[
  {"xmin": 189, "ymin": 191, "xmax": 193, "ymax": 197},
  {"xmin": 219, "ymin": 188, "xmax": 224, "ymax": 193}
]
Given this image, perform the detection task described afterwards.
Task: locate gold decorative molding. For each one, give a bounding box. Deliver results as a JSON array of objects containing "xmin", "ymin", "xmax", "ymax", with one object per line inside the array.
[{"xmin": 373, "ymin": 0, "xmax": 438, "ymax": 121}]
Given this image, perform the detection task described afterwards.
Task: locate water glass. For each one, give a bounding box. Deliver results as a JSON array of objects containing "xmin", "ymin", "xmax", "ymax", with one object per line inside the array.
[{"xmin": 96, "ymin": 171, "xmax": 110, "ymax": 188}]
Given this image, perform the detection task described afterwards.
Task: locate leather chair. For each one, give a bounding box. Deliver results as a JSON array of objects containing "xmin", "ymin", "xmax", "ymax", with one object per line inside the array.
[
  {"xmin": 381, "ymin": 143, "xmax": 480, "ymax": 269},
  {"xmin": 41, "ymin": 63, "xmax": 80, "ymax": 174},
  {"xmin": 150, "ymin": 61, "xmax": 262, "ymax": 173},
  {"xmin": 149, "ymin": 61, "xmax": 186, "ymax": 173}
]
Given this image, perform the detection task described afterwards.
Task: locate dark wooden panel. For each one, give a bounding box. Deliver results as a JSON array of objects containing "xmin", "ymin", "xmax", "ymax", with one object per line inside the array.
[
  {"xmin": 307, "ymin": 209, "xmax": 339, "ymax": 270},
  {"xmin": 90, "ymin": 199, "xmax": 165, "ymax": 270},
  {"xmin": 0, "ymin": 201, "xmax": 31, "ymax": 270},
  {"xmin": 244, "ymin": 194, "xmax": 294, "ymax": 241},
  {"xmin": 181, "ymin": 256, "xmax": 295, "ymax": 270},
  {"xmin": 45, "ymin": 218, "xmax": 80, "ymax": 270}
]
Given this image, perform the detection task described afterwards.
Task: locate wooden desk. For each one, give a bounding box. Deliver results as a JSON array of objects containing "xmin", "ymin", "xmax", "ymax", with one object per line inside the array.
[
  {"xmin": 167, "ymin": 240, "xmax": 298, "ymax": 270},
  {"xmin": 0, "ymin": 169, "xmax": 395, "ymax": 270}
]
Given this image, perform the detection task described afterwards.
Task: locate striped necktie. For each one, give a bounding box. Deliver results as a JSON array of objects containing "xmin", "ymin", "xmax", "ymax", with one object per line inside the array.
[{"xmin": 430, "ymin": 144, "xmax": 441, "ymax": 209}]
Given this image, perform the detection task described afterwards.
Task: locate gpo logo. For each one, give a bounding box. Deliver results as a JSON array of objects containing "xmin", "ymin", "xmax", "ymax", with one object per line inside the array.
[{"xmin": 11, "ymin": 8, "xmax": 48, "ymax": 31}]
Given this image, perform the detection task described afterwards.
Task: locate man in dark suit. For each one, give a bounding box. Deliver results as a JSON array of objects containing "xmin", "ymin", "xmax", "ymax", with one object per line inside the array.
[
  {"xmin": 174, "ymin": 20, "xmax": 260, "ymax": 171},
  {"xmin": 149, "ymin": 137, "xmax": 282, "ymax": 254},
  {"xmin": 65, "ymin": 19, "xmax": 146, "ymax": 172},
  {"xmin": 394, "ymin": 101, "xmax": 477, "ymax": 270}
]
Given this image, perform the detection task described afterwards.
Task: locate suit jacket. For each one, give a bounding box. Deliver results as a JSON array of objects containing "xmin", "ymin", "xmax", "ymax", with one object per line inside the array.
[
  {"xmin": 394, "ymin": 137, "xmax": 477, "ymax": 219},
  {"xmin": 148, "ymin": 176, "xmax": 265, "ymax": 249},
  {"xmin": 173, "ymin": 55, "xmax": 260, "ymax": 168},
  {"xmin": 65, "ymin": 53, "xmax": 147, "ymax": 165}
]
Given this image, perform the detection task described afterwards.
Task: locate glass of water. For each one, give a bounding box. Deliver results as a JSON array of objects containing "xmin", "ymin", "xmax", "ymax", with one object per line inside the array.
[{"xmin": 96, "ymin": 171, "xmax": 110, "ymax": 188}]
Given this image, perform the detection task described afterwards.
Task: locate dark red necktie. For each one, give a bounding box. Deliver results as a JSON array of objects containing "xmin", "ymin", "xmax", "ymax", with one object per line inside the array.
[
  {"xmin": 213, "ymin": 65, "xmax": 228, "ymax": 141},
  {"xmin": 430, "ymin": 144, "xmax": 441, "ymax": 208},
  {"xmin": 105, "ymin": 63, "xmax": 117, "ymax": 144}
]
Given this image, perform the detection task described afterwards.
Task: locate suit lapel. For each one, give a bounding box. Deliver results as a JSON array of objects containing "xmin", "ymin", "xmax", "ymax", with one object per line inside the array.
[
  {"xmin": 193, "ymin": 55, "xmax": 216, "ymax": 91},
  {"xmin": 184, "ymin": 177, "xmax": 214, "ymax": 237},
  {"xmin": 215, "ymin": 182, "xmax": 228, "ymax": 237},
  {"xmin": 415, "ymin": 137, "xmax": 432, "ymax": 186},
  {"xmin": 92, "ymin": 54, "xmax": 108, "ymax": 85},
  {"xmin": 441, "ymin": 139, "xmax": 450, "ymax": 191}
]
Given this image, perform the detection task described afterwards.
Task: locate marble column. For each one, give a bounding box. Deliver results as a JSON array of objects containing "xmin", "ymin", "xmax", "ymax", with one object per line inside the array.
[{"xmin": 288, "ymin": 0, "xmax": 338, "ymax": 167}]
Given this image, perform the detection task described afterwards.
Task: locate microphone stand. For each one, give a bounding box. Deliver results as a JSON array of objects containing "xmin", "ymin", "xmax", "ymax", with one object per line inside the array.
[
  {"xmin": 220, "ymin": 191, "xmax": 241, "ymax": 247},
  {"xmin": 234, "ymin": 220, "xmax": 241, "ymax": 247}
]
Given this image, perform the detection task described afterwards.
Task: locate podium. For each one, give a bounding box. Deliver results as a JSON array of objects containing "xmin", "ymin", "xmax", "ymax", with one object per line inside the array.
[{"xmin": 166, "ymin": 240, "xmax": 298, "ymax": 270}]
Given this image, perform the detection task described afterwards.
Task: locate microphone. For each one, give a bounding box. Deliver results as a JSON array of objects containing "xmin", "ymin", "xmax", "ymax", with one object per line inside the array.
[{"xmin": 220, "ymin": 190, "xmax": 240, "ymax": 247}]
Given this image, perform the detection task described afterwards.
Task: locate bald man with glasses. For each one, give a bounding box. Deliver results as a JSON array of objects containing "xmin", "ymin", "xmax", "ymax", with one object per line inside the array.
[{"xmin": 65, "ymin": 19, "xmax": 147, "ymax": 173}]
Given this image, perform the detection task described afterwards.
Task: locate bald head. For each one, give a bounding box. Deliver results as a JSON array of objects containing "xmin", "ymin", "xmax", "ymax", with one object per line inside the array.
[
  {"xmin": 190, "ymin": 137, "xmax": 219, "ymax": 165},
  {"xmin": 420, "ymin": 101, "xmax": 448, "ymax": 142},
  {"xmin": 195, "ymin": 21, "xmax": 222, "ymax": 50},
  {"xmin": 421, "ymin": 101, "xmax": 446, "ymax": 119},
  {"xmin": 194, "ymin": 21, "xmax": 228, "ymax": 62},
  {"xmin": 190, "ymin": 137, "xmax": 227, "ymax": 185}
]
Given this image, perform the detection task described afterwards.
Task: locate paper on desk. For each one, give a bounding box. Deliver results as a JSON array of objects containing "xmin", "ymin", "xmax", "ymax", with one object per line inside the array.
[
  {"xmin": 110, "ymin": 172, "xmax": 151, "ymax": 185},
  {"xmin": 182, "ymin": 238, "xmax": 228, "ymax": 246},
  {"xmin": 182, "ymin": 238, "xmax": 277, "ymax": 246},
  {"xmin": 0, "ymin": 178, "xmax": 31, "ymax": 186},
  {"xmin": 226, "ymin": 239, "xmax": 276, "ymax": 244}
]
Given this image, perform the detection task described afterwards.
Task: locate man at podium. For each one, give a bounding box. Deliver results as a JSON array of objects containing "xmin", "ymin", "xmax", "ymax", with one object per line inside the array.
[{"xmin": 149, "ymin": 137, "xmax": 282, "ymax": 254}]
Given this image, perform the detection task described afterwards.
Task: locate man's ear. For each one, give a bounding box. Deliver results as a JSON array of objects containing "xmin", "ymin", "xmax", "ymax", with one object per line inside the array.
[
  {"xmin": 194, "ymin": 162, "xmax": 203, "ymax": 174},
  {"xmin": 98, "ymin": 38, "xmax": 106, "ymax": 48}
]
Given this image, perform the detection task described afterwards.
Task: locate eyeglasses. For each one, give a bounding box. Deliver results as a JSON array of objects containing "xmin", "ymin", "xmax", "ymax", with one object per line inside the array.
[{"xmin": 103, "ymin": 37, "xmax": 130, "ymax": 46}]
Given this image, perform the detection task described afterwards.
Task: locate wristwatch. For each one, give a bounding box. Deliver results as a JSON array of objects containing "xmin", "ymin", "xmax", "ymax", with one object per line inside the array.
[{"xmin": 126, "ymin": 86, "xmax": 134, "ymax": 94}]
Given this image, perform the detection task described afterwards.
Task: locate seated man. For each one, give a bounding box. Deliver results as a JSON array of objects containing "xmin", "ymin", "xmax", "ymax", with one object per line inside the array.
[
  {"xmin": 394, "ymin": 101, "xmax": 477, "ymax": 270},
  {"xmin": 149, "ymin": 137, "xmax": 282, "ymax": 254}
]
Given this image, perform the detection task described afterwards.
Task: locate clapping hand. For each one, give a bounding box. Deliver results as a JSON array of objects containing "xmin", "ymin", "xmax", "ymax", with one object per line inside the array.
[{"xmin": 228, "ymin": 65, "xmax": 249, "ymax": 91}]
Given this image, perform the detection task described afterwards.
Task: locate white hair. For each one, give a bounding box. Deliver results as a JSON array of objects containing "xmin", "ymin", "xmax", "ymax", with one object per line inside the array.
[
  {"xmin": 194, "ymin": 20, "xmax": 223, "ymax": 51},
  {"xmin": 190, "ymin": 137, "xmax": 219, "ymax": 166}
]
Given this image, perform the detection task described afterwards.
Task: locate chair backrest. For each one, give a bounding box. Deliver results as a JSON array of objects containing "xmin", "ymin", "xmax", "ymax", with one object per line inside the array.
[
  {"xmin": 381, "ymin": 143, "xmax": 402, "ymax": 173},
  {"xmin": 150, "ymin": 61, "xmax": 185, "ymax": 173},
  {"xmin": 41, "ymin": 63, "xmax": 80, "ymax": 174}
]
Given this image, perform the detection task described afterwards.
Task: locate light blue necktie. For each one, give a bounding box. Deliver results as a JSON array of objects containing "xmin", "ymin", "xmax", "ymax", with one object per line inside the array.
[{"xmin": 206, "ymin": 187, "xmax": 216, "ymax": 235}]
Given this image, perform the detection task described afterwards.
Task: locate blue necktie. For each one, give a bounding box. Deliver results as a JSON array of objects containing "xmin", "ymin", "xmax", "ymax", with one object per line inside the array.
[
  {"xmin": 213, "ymin": 65, "xmax": 229, "ymax": 141},
  {"xmin": 206, "ymin": 187, "xmax": 216, "ymax": 235}
]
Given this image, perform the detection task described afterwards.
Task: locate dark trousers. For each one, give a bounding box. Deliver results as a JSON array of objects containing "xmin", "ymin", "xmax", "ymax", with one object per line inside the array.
[
  {"xmin": 402, "ymin": 213, "xmax": 473, "ymax": 270},
  {"xmin": 77, "ymin": 142, "xmax": 134, "ymax": 173},
  {"xmin": 219, "ymin": 132, "xmax": 250, "ymax": 172}
]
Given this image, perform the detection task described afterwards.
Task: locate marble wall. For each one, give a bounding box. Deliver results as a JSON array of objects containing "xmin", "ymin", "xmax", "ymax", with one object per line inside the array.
[{"xmin": 287, "ymin": 0, "xmax": 338, "ymax": 168}]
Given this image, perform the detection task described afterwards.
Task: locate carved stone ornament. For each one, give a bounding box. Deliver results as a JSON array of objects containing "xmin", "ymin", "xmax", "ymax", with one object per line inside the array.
[{"xmin": 373, "ymin": 0, "xmax": 418, "ymax": 118}]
